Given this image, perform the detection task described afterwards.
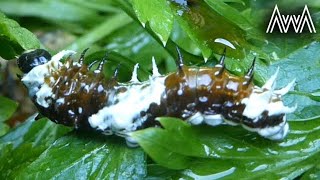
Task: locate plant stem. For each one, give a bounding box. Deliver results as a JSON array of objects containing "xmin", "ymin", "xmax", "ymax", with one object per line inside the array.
[
  {"xmin": 65, "ymin": 12, "xmax": 132, "ymax": 51},
  {"xmin": 115, "ymin": 0, "xmax": 202, "ymax": 64}
]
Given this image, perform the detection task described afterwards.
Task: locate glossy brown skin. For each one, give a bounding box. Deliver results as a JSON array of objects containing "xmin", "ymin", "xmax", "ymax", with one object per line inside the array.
[
  {"xmin": 33, "ymin": 58, "xmax": 114, "ymax": 130},
  {"xmin": 159, "ymin": 66, "xmax": 285, "ymax": 129},
  {"xmin": 159, "ymin": 66, "xmax": 253, "ymax": 124}
]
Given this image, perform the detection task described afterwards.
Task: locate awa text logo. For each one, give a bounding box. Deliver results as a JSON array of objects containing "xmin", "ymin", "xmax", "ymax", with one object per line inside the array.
[{"xmin": 266, "ymin": 5, "xmax": 316, "ymax": 33}]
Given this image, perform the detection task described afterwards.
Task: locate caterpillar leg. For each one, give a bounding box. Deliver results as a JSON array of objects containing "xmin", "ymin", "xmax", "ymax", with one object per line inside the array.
[
  {"xmin": 203, "ymin": 114, "xmax": 224, "ymax": 126},
  {"xmin": 187, "ymin": 112, "xmax": 204, "ymax": 125},
  {"xmin": 187, "ymin": 113, "xmax": 224, "ymax": 126},
  {"xmin": 125, "ymin": 136, "xmax": 139, "ymax": 148}
]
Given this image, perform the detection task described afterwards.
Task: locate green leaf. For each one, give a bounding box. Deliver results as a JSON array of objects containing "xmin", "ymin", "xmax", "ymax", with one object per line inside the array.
[
  {"xmin": 204, "ymin": 0, "xmax": 262, "ymax": 39},
  {"xmin": 300, "ymin": 164, "xmax": 320, "ymax": 179},
  {"xmin": 132, "ymin": 0, "xmax": 173, "ymax": 45},
  {"xmin": 14, "ymin": 133, "xmax": 146, "ymax": 179},
  {"xmin": 0, "ymin": 96, "xmax": 18, "ymax": 122},
  {"xmin": 0, "ymin": 116, "xmax": 72, "ymax": 179},
  {"xmin": 262, "ymin": 42, "xmax": 320, "ymax": 119},
  {"xmin": 0, "ymin": 143, "xmax": 47, "ymax": 179},
  {"xmin": 0, "ymin": 116, "xmax": 71, "ymax": 148},
  {"xmin": 0, "ymin": 12, "xmax": 40, "ymax": 59},
  {"xmin": 168, "ymin": 0, "xmax": 250, "ymax": 59},
  {"xmin": 140, "ymin": 116, "xmax": 320, "ymax": 178},
  {"xmin": 0, "ymin": 124, "xmax": 9, "ymax": 137},
  {"xmin": 0, "ymin": 1, "xmax": 103, "ymax": 25},
  {"xmin": 0, "ymin": 117, "xmax": 146, "ymax": 179},
  {"xmin": 264, "ymin": 42, "xmax": 320, "ymax": 92},
  {"xmin": 0, "ymin": 96, "xmax": 18, "ymax": 136}
]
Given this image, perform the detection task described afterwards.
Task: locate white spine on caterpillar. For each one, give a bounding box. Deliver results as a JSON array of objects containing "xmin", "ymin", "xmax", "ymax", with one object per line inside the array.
[
  {"xmin": 152, "ymin": 56, "xmax": 161, "ymax": 77},
  {"xmin": 21, "ymin": 50, "xmax": 76, "ymax": 108},
  {"xmin": 130, "ymin": 63, "xmax": 140, "ymax": 82},
  {"xmin": 241, "ymin": 67, "xmax": 296, "ymax": 140}
]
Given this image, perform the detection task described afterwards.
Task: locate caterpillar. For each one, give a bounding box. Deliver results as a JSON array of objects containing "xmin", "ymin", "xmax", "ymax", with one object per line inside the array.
[{"xmin": 17, "ymin": 48, "xmax": 296, "ymax": 147}]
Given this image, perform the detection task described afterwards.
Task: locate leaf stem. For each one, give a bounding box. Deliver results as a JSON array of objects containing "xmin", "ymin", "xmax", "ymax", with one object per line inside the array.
[{"xmin": 65, "ymin": 12, "xmax": 132, "ymax": 51}]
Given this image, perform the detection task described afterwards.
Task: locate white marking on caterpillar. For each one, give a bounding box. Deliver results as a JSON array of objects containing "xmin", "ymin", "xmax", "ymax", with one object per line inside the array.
[
  {"xmin": 88, "ymin": 76, "xmax": 166, "ymax": 132},
  {"xmin": 199, "ymin": 96, "xmax": 208, "ymax": 102},
  {"xmin": 226, "ymin": 81, "xmax": 239, "ymax": 91},
  {"xmin": 94, "ymin": 69, "xmax": 101, "ymax": 73},
  {"xmin": 241, "ymin": 68, "xmax": 296, "ymax": 140},
  {"xmin": 35, "ymin": 83, "xmax": 53, "ymax": 108},
  {"xmin": 242, "ymin": 69, "xmax": 296, "ymax": 119},
  {"xmin": 56, "ymin": 98, "xmax": 65, "ymax": 105},
  {"xmin": 267, "ymin": 101, "xmax": 297, "ymax": 116},
  {"xmin": 68, "ymin": 110, "xmax": 75, "ymax": 115}
]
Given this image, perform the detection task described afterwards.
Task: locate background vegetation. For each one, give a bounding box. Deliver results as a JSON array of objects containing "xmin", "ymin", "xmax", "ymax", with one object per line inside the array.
[{"xmin": 0, "ymin": 0, "xmax": 320, "ymax": 179}]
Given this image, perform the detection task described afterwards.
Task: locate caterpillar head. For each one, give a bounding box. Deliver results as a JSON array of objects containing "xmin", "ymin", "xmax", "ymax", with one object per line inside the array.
[
  {"xmin": 17, "ymin": 49, "xmax": 52, "ymax": 73},
  {"xmin": 241, "ymin": 68, "xmax": 296, "ymax": 140},
  {"xmin": 18, "ymin": 49, "xmax": 76, "ymax": 98}
]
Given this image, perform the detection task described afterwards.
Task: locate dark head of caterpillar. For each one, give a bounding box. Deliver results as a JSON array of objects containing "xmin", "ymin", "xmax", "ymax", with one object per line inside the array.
[
  {"xmin": 17, "ymin": 49, "xmax": 52, "ymax": 73},
  {"xmin": 17, "ymin": 47, "xmax": 296, "ymax": 147}
]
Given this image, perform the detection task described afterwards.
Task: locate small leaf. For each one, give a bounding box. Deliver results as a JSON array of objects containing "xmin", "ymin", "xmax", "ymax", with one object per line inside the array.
[
  {"xmin": 0, "ymin": 96, "xmax": 18, "ymax": 122},
  {"xmin": 132, "ymin": 0, "xmax": 174, "ymax": 45},
  {"xmin": 132, "ymin": 127, "xmax": 192, "ymax": 170},
  {"xmin": 0, "ymin": 12, "xmax": 40, "ymax": 59},
  {"xmin": 0, "ymin": 124, "xmax": 9, "ymax": 137}
]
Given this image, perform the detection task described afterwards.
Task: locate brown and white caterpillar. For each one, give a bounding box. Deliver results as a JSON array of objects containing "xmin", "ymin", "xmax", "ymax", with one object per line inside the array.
[{"xmin": 17, "ymin": 48, "xmax": 296, "ymax": 146}]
